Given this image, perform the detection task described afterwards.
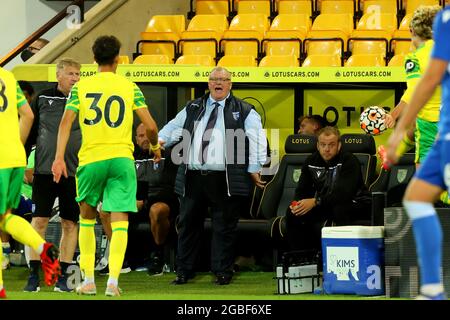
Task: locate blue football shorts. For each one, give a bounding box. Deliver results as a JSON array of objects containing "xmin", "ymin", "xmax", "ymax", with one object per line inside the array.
[{"xmin": 415, "ymin": 138, "xmax": 450, "ymax": 191}]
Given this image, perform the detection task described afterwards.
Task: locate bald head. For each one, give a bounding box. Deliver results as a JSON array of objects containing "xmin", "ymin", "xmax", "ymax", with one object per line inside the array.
[{"xmin": 136, "ymin": 123, "xmax": 149, "ymax": 151}]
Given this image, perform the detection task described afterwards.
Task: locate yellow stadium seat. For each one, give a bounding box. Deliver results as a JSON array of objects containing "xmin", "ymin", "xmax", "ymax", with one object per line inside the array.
[
  {"xmin": 320, "ymin": 1, "xmax": 354, "ymax": 14},
  {"xmin": 391, "ymin": 29, "xmax": 412, "ymax": 56},
  {"xmin": 221, "ymin": 13, "xmax": 269, "ymax": 57},
  {"xmin": 349, "ymin": 30, "xmax": 391, "ymax": 57},
  {"xmin": 259, "ymin": 54, "xmax": 300, "ymax": 67},
  {"xmin": 305, "ymin": 30, "xmax": 348, "ymax": 55},
  {"xmin": 388, "ymin": 54, "xmax": 405, "ymax": 67},
  {"xmin": 228, "ymin": 13, "xmax": 270, "ymax": 33},
  {"xmin": 362, "ymin": 0, "xmax": 397, "ymax": 14},
  {"xmin": 179, "ymin": 14, "xmax": 229, "ymax": 59},
  {"xmin": 391, "ymin": 38, "xmax": 413, "ymax": 56},
  {"xmin": 270, "ymin": 13, "xmax": 311, "ymax": 35},
  {"xmin": 196, "ymin": 0, "xmax": 230, "ymax": 15},
  {"xmin": 277, "ymin": 0, "xmax": 313, "ymax": 15},
  {"xmin": 118, "ymin": 55, "xmax": 130, "ymax": 64},
  {"xmin": 237, "ymin": 0, "xmax": 271, "ymax": 18},
  {"xmin": 302, "ymin": 54, "xmax": 342, "ymax": 67},
  {"xmin": 393, "ymin": 41, "xmax": 413, "ymax": 56},
  {"xmin": 139, "ymin": 32, "xmax": 179, "ymax": 62},
  {"xmin": 139, "ymin": 15, "xmax": 186, "ymax": 63},
  {"xmin": 263, "ymin": 30, "xmax": 305, "ymax": 57},
  {"xmin": 311, "ymin": 13, "xmax": 354, "ymax": 36},
  {"xmin": 262, "ymin": 14, "xmax": 309, "ymax": 57},
  {"xmin": 187, "ymin": 14, "xmax": 229, "ymax": 33},
  {"xmin": 345, "ymin": 54, "xmax": 385, "ymax": 66},
  {"xmin": 393, "ymin": 29, "xmax": 411, "ymax": 39},
  {"xmin": 145, "ymin": 15, "xmax": 186, "ymax": 34},
  {"xmin": 218, "ymin": 55, "xmax": 258, "ymax": 66},
  {"xmin": 357, "ymin": 12, "xmax": 397, "ymax": 34},
  {"xmin": 133, "ymin": 54, "xmax": 172, "ymax": 64},
  {"xmin": 398, "ymin": 14, "xmax": 412, "ymax": 31},
  {"xmin": 406, "ymin": 0, "xmax": 440, "ymax": 15},
  {"xmin": 175, "ymin": 55, "xmax": 216, "ymax": 66},
  {"xmin": 221, "ymin": 33, "xmax": 261, "ymax": 57},
  {"xmin": 179, "ymin": 36, "xmax": 219, "ymax": 58}
]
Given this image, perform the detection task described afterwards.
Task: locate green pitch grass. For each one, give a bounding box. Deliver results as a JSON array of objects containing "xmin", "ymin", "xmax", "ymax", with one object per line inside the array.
[{"xmin": 1, "ymin": 266, "xmax": 393, "ymax": 300}]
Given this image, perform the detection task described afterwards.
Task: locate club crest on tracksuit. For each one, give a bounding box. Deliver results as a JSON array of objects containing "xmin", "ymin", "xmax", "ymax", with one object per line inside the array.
[
  {"xmin": 293, "ymin": 169, "xmax": 302, "ymax": 183},
  {"xmin": 397, "ymin": 169, "xmax": 408, "ymax": 183}
]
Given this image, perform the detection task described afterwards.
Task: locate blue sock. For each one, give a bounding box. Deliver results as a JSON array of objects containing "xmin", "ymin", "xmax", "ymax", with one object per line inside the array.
[
  {"xmin": 1, "ymin": 243, "xmax": 11, "ymax": 255},
  {"xmin": 404, "ymin": 201, "xmax": 443, "ymax": 285}
]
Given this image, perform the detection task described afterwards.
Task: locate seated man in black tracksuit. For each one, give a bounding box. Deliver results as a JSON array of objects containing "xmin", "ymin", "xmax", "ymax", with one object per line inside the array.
[
  {"xmin": 129, "ymin": 123, "xmax": 179, "ymax": 275},
  {"xmin": 285, "ymin": 126, "xmax": 371, "ymax": 253}
]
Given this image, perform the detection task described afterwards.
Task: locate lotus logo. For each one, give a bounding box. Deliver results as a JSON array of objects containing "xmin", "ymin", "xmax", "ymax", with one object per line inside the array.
[
  {"xmin": 335, "ymin": 71, "xmax": 341, "ymax": 77},
  {"xmin": 125, "ymin": 71, "xmax": 131, "ymax": 77},
  {"xmin": 195, "ymin": 71, "xmax": 200, "ymax": 77},
  {"xmin": 264, "ymin": 72, "xmax": 270, "ymax": 78}
]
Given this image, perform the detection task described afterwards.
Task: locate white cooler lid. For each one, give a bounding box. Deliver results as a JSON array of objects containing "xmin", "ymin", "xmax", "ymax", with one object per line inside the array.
[{"xmin": 322, "ymin": 226, "xmax": 384, "ymax": 239}]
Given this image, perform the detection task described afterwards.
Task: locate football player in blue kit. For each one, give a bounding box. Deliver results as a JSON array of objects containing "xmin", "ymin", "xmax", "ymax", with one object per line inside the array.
[{"xmin": 386, "ymin": 7, "xmax": 450, "ymax": 300}]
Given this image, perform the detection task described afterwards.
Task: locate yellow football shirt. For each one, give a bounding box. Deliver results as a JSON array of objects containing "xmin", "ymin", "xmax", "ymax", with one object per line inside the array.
[
  {"xmin": 66, "ymin": 72, "xmax": 147, "ymax": 166},
  {"xmin": 401, "ymin": 40, "xmax": 441, "ymax": 122},
  {"xmin": 0, "ymin": 67, "xmax": 28, "ymax": 169}
]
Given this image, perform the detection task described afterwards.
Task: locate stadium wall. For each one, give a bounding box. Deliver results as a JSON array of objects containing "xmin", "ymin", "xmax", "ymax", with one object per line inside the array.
[
  {"xmin": 26, "ymin": 0, "xmax": 189, "ymax": 65},
  {"xmin": 0, "ymin": 0, "xmax": 99, "ymax": 70}
]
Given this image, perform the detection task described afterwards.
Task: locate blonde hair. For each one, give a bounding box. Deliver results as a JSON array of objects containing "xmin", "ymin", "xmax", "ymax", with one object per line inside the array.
[
  {"xmin": 410, "ymin": 5, "xmax": 441, "ymax": 40},
  {"xmin": 56, "ymin": 57, "xmax": 81, "ymax": 73},
  {"xmin": 317, "ymin": 126, "xmax": 341, "ymax": 141}
]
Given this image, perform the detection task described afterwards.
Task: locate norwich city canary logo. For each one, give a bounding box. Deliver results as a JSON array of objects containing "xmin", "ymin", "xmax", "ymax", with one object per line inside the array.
[
  {"xmin": 293, "ymin": 169, "xmax": 301, "ymax": 183},
  {"xmin": 396, "ymin": 169, "xmax": 408, "ymax": 183}
]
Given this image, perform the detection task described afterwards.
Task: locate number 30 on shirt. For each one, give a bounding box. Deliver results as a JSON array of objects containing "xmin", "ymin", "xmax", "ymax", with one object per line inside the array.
[{"xmin": 84, "ymin": 93, "xmax": 125, "ymax": 128}]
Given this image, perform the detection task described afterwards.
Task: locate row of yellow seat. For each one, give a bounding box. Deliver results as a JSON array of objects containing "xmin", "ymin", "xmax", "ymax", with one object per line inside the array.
[
  {"xmin": 135, "ymin": 13, "xmax": 412, "ymax": 67},
  {"xmin": 192, "ymin": 0, "xmax": 443, "ymax": 17},
  {"xmin": 125, "ymin": 52, "xmax": 401, "ymax": 67}
]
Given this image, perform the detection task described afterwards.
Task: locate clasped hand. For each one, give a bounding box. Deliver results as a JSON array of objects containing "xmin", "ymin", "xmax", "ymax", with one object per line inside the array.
[{"xmin": 290, "ymin": 198, "xmax": 316, "ymax": 216}]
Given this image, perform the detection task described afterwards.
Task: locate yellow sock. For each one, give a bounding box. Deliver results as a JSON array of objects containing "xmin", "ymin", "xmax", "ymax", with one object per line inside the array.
[
  {"xmin": 0, "ymin": 213, "xmax": 44, "ymax": 252},
  {"xmin": 79, "ymin": 217, "xmax": 96, "ymax": 279},
  {"xmin": 440, "ymin": 191, "xmax": 450, "ymax": 205},
  {"xmin": 109, "ymin": 221, "xmax": 128, "ymax": 280},
  {"xmin": 395, "ymin": 134, "xmax": 415, "ymax": 158}
]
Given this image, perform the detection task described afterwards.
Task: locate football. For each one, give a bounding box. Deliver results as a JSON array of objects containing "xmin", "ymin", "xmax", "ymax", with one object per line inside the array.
[{"xmin": 359, "ymin": 106, "xmax": 387, "ymax": 135}]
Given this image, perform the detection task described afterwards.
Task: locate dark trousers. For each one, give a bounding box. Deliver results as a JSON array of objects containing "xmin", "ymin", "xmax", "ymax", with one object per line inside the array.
[
  {"xmin": 285, "ymin": 207, "xmax": 328, "ymax": 252},
  {"xmin": 285, "ymin": 200, "xmax": 370, "ymax": 252},
  {"xmin": 176, "ymin": 170, "xmax": 243, "ymax": 276}
]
